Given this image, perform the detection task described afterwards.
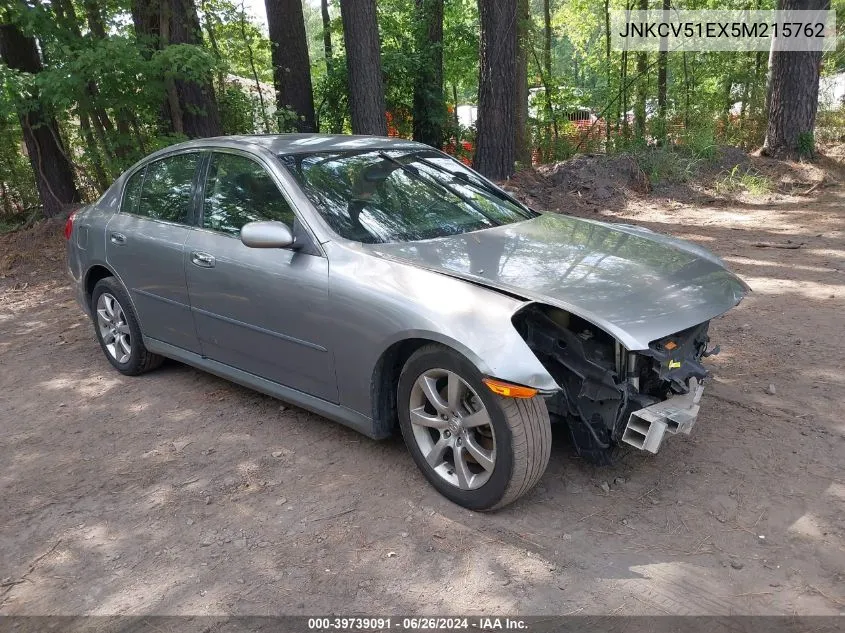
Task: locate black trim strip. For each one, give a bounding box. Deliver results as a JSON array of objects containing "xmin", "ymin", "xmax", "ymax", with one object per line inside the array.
[
  {"xmin": 192, "ymin": 306, "xmax": 327, "ymax": 352},
  {"xmin": 133, "ymin": 288, "xmax": 190, "ymax": 309}
]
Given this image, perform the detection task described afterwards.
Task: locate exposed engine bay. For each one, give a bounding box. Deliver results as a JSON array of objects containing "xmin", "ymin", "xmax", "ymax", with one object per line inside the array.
[{"xmin": 513, "ymin": 304, "xmax": 718, "ymax": 464}]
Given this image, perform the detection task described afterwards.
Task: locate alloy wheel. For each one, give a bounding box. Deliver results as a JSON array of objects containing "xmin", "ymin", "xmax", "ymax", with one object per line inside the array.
[
  {"xmin": 96, "ymin": 292, "xmax": 131, "ymax": 364},
  {"xmin": 408, "ymin": 368, "xmax": 497, "ymax": 490}
]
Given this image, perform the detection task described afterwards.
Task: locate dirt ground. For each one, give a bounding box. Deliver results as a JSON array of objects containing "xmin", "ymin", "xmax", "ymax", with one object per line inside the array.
[{"xmin": 1, "ymin": 150, "xmax": 844, "ymax": 617}]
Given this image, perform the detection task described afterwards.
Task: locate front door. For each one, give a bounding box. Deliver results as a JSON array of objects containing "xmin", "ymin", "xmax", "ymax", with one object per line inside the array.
[
  {"xmin": 106, "ymin": 151, "xmax": 202, "ymax": 354},
  {"xmin": 185, "ymin": 151, "xmax": 337, "ymax": 402}
]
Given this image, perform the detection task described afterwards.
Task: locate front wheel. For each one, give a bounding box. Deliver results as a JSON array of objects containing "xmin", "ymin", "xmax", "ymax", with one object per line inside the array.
[{"xmin": 397, "ymin": 345, "xmax": 552, "ymax": 511}]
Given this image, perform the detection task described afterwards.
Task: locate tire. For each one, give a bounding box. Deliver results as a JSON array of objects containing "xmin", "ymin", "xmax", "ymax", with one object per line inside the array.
[
  {"xmin": 90, "ymin": 277, "xmax": 164, "ymax": 376},
  {"xmin": 397, "ymin": 344, "xmax": 551, "ymax": 511}
]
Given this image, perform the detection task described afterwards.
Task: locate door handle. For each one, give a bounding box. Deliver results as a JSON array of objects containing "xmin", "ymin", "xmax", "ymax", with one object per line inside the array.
[
  {"xmin": 190, "ymin": 251, "xmax": 216, "ymax": 268},
  {"xmin": 110, "ymin": 232, "xmax": 127, "ymax": 245}
]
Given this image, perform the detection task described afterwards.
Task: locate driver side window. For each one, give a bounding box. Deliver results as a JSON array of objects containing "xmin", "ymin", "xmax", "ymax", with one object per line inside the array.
[{"xmin": 202, "ymin": 153, "xmax": 296, "ymax": 236}]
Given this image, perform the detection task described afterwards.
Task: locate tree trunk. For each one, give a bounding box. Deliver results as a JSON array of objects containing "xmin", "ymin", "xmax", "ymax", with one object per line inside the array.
[
  {"xmin": 542, "ymin": 0, "xmax": 556, "ymax": 153},
  {"xmin": 321, "ymin": 0, "xmax": 333, "ymax": 61},
  {"xmin": 340, "ymin": 0, "xmax": 387, "ymax": 135},
  {"xmin": 79, "ymin": 112, "xmax": 110, "ymax": 191},
  {"xmin": 412, "ymin": 0, "xmax": 445, "ymax": 148},
  {"xmin": 763, "ymin": 0, "xmax": 829, "ymax": 157},
  {"xmin": 720, "ymin": 69, "xmax": 733, "ymax": 132},
  {"xmin": 0, "ymin": 24, "xmax": 80, "ymax": 218},
  {"xmin": 473, "ymin": 0, "xmax": 517, "ymax": 180},
  {"xmin": 53, "ymin": 0, "xmax": 128, "ymax": 168},
  {"xmin": 169, "ymin": 0, "xmax": 222, "ymax": 137},
  {"xmin": 633, "ymin": 0, "xmax": 648, "ymax": 141},
  {"xmin": 656, "ymin": 0, "xmax": 669, "ymax": 143},
  {"xmin": 682, "ymin": 51, "xmax": 690, "ymax": 128},
  {"xmin": 320, "ymin": 0, "xmax": 343, "ymax": 133},
  {"xmin": 265, "ymin": 0, "xmax": 316, "ymax": 132},
  {"xmin": 621, "ymin": 50, "xmax": 629, "ymax": 139},
  {"xmin": 750, "ymin": 50, "xmax": 765, "ymax": 117},
  {"xmin": 240, "ymin": 1, "xmax": 270, "ymax": 133},
  {"xmin": 604, "ymin": 0, "xmax": 611, "ymax": 147},
  {"xmin": 83, "ymin": 0, "xmax": 108, "ymax": 38},
  {"xmin": 452, "ymin": 83, "xmax": 460, "ymax": 144},
  {"xmin": 739, "ymin": 53, "xmax": 752, "ymax": 129},
  {"xmin": 1, "ymin": 181, "xmax": 12, "ymax": 215},
  {"xmin": 200, "ymin": 0, "xmax": 226, "ymax": 92},
  {"xmin": 764, "ymin": 29, "xmax": 776, "ymax": 117},
  {"xmin": 514, "ymin": 0, "xmax": 531, "ymax": 167},
  {"xmin": 132, "ymin": 0, "xmax": 222, "ymax": 138},
  {"xmin": 131, "ymin": 0, "xmax": 160, "ymax": 58},
  {"xmin": 543, "ymin": 0, "xmax": 552, "ymax": 89}
]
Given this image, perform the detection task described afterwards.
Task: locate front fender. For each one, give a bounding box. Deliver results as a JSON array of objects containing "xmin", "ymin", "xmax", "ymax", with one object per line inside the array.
[
  {"xmin": 375, "ymin": 324, "xmax": 560, "ymax": 394},
  {"xmin": 326, "ymin": 244, "xmax": 560, "ymax": 418}
]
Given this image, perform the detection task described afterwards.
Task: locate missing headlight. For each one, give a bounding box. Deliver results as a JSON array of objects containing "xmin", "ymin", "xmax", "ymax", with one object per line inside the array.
[{"xmin": 513, "ymin": 304, "xmax": 714, "ymax": 464}]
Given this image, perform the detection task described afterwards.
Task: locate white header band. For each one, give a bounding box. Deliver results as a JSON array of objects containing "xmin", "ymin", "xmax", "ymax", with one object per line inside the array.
[{"xmin": 611, "ymin": 10, "xmax": 836, "ymax": 52}]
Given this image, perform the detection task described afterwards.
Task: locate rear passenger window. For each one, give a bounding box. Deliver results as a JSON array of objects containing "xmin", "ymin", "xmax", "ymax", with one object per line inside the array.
[
  {"xmin": 202, "ymin": 153, "xmax": 296, "ymax": 236},
  {"xmin": 136, "ymin": 153, "xmax": 200, "ymax": 224},
  {"xmin": 121, "ymin": 167, "xmax": 144, "ymax": 215}
]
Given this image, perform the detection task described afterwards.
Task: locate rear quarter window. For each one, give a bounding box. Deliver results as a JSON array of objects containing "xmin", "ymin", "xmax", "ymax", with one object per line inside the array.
[
  {"xmin": 135, "ymin": 153, "xmax": 200, "ymax": 224},
  {"xmin": 121, "ymin": 168, "xmax": 144, "ymax": 215}
]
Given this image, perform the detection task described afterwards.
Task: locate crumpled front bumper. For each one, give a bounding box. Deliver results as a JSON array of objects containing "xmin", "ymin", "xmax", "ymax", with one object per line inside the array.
[{"xmin": 621, "ymin": 378, "xmax": 705, "ymax": 453}]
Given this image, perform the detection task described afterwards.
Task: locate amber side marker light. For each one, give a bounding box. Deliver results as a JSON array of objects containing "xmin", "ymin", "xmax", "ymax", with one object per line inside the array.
[{"xmin": 482, "ymin": 378, "xmax": 538, "ymax": 399}]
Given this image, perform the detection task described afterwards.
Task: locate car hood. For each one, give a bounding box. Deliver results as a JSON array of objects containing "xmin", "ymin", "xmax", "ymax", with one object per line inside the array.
[{"xmin": 364, "ymin": 213, "xmax": 749, "ymax": 350}]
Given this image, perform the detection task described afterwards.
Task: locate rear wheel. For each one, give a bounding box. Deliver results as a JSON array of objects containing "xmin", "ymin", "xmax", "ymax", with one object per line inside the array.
[
  {"xmin": 91, "ymin": 277, "xmax": 164, "ymax": 376},
  {"xmin": 398, "ymin": 344, "xmax": 551, "ymax": 511}
]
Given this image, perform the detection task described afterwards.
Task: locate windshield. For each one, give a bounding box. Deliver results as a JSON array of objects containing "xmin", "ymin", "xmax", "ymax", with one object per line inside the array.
[{"xmin": 278, "ymin": 149, "xmax": 536, "ymax": 243}]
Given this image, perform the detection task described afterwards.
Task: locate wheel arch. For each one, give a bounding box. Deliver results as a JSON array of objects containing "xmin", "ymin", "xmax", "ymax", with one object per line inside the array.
[
  {"xmin": 369, "ymin": 333, "xmax": 491, "ymax": 439},
  {"xmin": 84, "ymin": 263, "xmax": 118, "ymax": 308},
  {"xmin": 82, "ymin": 263, "xmax": 143, "ymax": 331}
]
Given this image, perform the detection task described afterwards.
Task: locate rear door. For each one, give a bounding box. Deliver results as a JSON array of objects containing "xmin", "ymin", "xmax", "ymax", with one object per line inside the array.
[
  {"xmin": 106, "ymin": 151, "xmax": 203, "ymax": 353},
  {"xmin": 185, "ymin": 150, "xmax": 337, "ymax": 402}
]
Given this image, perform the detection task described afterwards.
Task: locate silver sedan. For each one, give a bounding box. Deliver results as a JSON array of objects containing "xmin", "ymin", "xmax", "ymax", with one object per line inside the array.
[{"xmin": 66, "ymin": 135, "xmax": 748, "ymax": 510}]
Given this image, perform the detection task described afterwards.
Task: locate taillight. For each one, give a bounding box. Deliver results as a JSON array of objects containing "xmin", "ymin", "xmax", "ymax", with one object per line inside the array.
[{"xmin": 64, "ymin": 210, "xmax": 77, "ymax": 240}]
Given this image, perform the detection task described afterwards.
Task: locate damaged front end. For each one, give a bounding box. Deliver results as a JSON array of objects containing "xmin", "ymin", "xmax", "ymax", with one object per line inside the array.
[{"xmin": 512, "ymin": 304, "xmax": 718, "ymax": 464}]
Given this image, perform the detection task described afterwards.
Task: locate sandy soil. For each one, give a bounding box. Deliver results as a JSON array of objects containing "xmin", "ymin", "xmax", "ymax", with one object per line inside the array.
[{"xmin": 1, "ymin": 153, "xmax": 844, "ymax": 617}]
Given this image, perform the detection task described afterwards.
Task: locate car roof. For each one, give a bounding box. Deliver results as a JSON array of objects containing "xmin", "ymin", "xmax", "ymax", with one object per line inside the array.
[
  {"xmin": 153, "ymin": 134, "xmax": 427, "ymax": 158},
  {"xmin": 95, "ymin": 134, "xmax": 434, "ymax": 219}
]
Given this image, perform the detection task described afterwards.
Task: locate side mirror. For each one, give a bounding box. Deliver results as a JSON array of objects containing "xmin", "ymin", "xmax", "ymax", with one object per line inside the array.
[{"xmin": 240, "ymin": 221, "xmax": 295, "ymax": 249}]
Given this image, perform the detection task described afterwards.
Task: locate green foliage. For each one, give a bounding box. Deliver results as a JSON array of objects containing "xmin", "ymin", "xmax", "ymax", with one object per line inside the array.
[
  {"xmin": 635, "ymin": 148, "xmax": 703, "ymax": 185},
  {"xmin": 816, "ymin": 105, "xmax": 845, "ymax": 145},
  {"xmin": 679, "ymin": 124, "xmax": 718, "ymax": 160},
  {"xmin": 307, "ymin": 0, "xmax": 348, "ymax": 133},
  {"xmin": 218, "ymin": 83, "xmax": 258, "ymax": 134},
  {"xmin": 0, "ymin": 0, "xmax": 284, "ymax": 215},
  {"xmin": 715, "ymin": 165, "xmax": 773, "ymax": 196},
  {"xmin": 276, "ymin": 105, "xmax": 308, "ymax": 133},
  {"xmin": 443, "ymin": 0, "xmax": 479, "ymax": 104},
  {"xmin": 200, "ymin": 0, "xmax": 273, "ymax": 84},
  {"xmin": 152, "ymin": 44, "xmax": 220, "ymax": 85},
  {"xmin": 0, "ymin": 210, "xmax": 33, "ymax": 234},
  {"xmin": 305, "ymin": 0, "xmax": 477, "ymax": 137},
  {"xmin": 147, "ymin": 132, "xmax": 190, "ymax": 152},
  {"xmin": 797, "ymin": 131, "xmax": 815, "ymax": 159},
  {"xmin": 378, "ymin": 0, "xmax": 416, "ymax": 122},
  {"xmin": 0, "ymin": 115, "xmax": 38, "ymax": 215},
  {"xmin": 0, "ymin": 53, "xmax": 39, "ymax": 214},
  {"xmin": 314, "ymin": 55, "xmax": 349, "ymax": 133},
  {"xmin": 1, "ymin": 0, "xmax": 842, "ymax": 219}
]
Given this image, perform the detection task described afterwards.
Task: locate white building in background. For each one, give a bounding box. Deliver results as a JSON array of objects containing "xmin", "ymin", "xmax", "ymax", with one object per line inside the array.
[
  {"xmin": 819, "ymin": 71, "xmax": 845, "ymax": 110},
  {"xmin": 226, "ymin": 74, "xmax": 276, "ymax": 129},
  {"xmin": 456, "ymin": 105, "xmax": 477, "ymax": 128}
]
